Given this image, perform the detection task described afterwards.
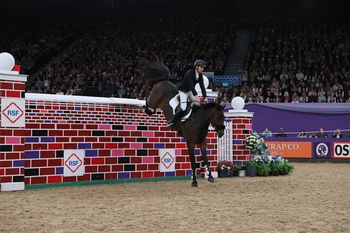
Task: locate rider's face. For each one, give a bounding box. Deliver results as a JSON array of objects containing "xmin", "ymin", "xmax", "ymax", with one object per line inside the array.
[{"xmin": 196, "ymin": 66, "xmax": 205, "ymax": 73}]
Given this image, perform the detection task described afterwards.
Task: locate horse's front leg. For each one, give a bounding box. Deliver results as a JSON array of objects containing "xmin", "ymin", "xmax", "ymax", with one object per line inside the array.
[
  {"xmin": 143, "ymin": 104, "xmax": 155, "ymax": 115},
  {"xmin": 187, "ymin": 142, "xmax": 198, "ymax": 187},
  {"xmin": 200, "ymin": 138, "xmax": 214, "ymax": 183},
  {"xmin": 142, "ymin": 97, "xmax": 156, "ymax": 115}
]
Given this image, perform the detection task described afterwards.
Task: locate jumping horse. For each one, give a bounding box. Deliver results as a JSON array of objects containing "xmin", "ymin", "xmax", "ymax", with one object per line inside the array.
[{"xmin": 142, "ymin": 59, "xmax": 226, "ymax": 187}]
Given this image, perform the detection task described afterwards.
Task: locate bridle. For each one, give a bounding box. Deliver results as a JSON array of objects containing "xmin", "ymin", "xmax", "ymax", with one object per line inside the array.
[{"xmin": 207, "ymin": 108, "xmax": 225, "ymax": 132}]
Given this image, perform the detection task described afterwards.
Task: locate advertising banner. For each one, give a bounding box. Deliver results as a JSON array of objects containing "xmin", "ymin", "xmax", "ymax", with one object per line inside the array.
[
  {"xmin": 64, "ymin": 150, "xmax": 85, "ymax": 176},
  {"xmin": 333, "ymin": 143, "xmax": 350, "ymax": 159},
  {"xmin": 1, "ymin": 98, "xmax": 25, "ymax": 127},
  {"xmin": 313, "ymin": 142, "xmax": 332, "ymax": 159},
  {"xmin": 266, "ymin": 141, "xmax": 312, "ymax": 158},
  {"xmin": 159, "ymin": 149, "xmax": 175, "ymax": 172}
]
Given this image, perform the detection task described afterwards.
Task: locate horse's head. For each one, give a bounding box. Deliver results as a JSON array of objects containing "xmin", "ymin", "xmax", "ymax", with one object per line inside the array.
[{"xmin": 206, "ymin": 103, "xmax": 226, "ymax": 138}]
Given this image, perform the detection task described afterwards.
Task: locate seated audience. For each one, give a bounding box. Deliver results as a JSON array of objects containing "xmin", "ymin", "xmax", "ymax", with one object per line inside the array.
[
  {"xmin": 316, "ymin": 128, "xmax": 329, "ymax": 138},
  {"xmin": 276, "ymin": 128, "xmax": 287, "ymax": 137},
  {"xmin": 309, "ymin": 132, "xmax": 317, "ymax": 138},
  {"xmin": 261, "ymin": 127, "xmax": 272, "ymax": 138},
  {"xmin": 297, "ymin": 130, "xmax": 307, "ymax": 138},
  {"xmin": 333, "ymin": 129, "xmax": 343, "ymax": 138}
]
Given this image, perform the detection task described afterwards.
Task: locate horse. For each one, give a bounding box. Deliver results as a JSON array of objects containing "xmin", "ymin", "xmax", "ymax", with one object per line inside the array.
[{"xmin": 142, "ymin": 59, "xmax": 226, "ymax": 187}]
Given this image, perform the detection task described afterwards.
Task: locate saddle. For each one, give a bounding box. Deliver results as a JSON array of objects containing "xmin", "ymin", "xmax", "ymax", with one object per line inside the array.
[{"xmin": 169, "ymin": 94, "xmax": 200, "ymax": 122}]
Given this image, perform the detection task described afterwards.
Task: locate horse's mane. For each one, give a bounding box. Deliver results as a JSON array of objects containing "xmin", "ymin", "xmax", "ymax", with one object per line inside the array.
[{"xmin": 141, "ymin": 58, "xmax": 170, "ymax": 82}]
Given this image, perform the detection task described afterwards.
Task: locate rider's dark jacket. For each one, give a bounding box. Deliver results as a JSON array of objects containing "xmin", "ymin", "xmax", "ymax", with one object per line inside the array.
[{"xmin": 178, "ymin": 69, "xmax": 207, "ymax": 98}]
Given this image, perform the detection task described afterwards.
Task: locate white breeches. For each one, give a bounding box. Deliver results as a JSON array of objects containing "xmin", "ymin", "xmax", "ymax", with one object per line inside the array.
[{"xmin": 179, "ymin": 90, "xmax": 196, "ymax": 110}]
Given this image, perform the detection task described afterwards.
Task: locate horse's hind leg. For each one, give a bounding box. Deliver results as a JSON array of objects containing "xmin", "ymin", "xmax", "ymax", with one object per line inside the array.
[
  {"xmin": 187, "ymin": 142, "xmax": 198, "ymax": 187},
  {"xmin": 200, "ymin": 139, "xmax": 214, "ymax": 183}
]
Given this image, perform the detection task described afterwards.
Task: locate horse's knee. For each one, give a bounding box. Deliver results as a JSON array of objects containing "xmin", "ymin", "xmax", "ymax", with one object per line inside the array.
[
  {"xmin": 143, "ymin": 105, "xmax": 155, "ymax": 115},
  {"xmin": 145, "ymin": 109, "xmax": 153, "ymax": 115}
]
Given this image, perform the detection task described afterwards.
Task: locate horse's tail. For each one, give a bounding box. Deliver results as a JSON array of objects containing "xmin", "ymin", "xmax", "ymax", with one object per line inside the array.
[{"xmin": 141, "ymin": 57, "xmax": 170, "ymax": 82}]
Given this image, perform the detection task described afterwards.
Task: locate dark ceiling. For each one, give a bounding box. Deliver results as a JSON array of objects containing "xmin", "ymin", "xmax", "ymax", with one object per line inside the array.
[{"xmin": 1, "ymin": 0, "xmax": 349, "ymax": 21}]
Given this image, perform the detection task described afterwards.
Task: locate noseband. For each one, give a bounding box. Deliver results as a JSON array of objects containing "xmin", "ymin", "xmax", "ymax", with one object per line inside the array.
[{"xmin": 207, "ymin": 108, "xmax": 225, "ymax": 132}]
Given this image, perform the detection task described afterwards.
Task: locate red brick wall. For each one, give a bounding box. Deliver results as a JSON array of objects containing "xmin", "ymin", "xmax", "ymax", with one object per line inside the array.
[{"xmin": 19, "ymin": 100, "xmax": 219, "ymax": 186}]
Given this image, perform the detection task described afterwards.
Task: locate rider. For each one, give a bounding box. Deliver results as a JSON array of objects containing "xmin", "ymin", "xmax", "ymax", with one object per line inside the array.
[{"xmin": 167, "ymin": 59, "xmax": 208, "ymax": 129}]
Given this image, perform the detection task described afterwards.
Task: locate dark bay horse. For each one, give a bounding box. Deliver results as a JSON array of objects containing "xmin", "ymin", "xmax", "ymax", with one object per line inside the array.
[{"xmin": 142, "ymin": 60, "xmax": 226, "ymax": 187}]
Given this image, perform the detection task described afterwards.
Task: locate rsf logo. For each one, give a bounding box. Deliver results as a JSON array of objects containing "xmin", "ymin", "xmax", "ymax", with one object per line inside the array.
[
  {"xmin": 65, "ymin": 153, "xmax": 83, "ymax": 173},
  {"xmin": 334, "ymin": 143, "xmax": 350, "ymax": 157},
  {"xmin": 161, "ymin": 152, "xmax": 174, "ymax": 169},
  {"xmin": 159, "ymin": 149, "xmax": 175, "ymax": 172},
  {"xmin": 2, "ymin": 102, "xmax": 24, "ymax": 123}
]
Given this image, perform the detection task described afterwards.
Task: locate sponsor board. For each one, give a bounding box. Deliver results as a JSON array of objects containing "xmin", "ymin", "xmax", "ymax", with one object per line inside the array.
[
  {"xmin": 159, "ymin": 149, "xmax": 175, "ymax": 172},
  {"xmin": 266, "ymin": 141, "xmax": 312, "ymax": 158},
  {"xmin": 313, "ymin": 142, "xmax": 331, "ymax": 158},
  {"xmin": 1, "ymin": 98, "xmax": 25, "ymax": 127},
  {"xmin": 333, "ymin": 143, "xmax": 350, "ymax": 158},
  {"xmin": 64, "ymin": 150, "xmax": 85, "ymax": 176}
]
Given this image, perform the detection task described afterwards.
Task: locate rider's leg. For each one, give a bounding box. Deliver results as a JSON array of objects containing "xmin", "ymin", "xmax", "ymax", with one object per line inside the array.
[
  {"xmin": 188, "ymin": 92, "xmax": 200, "ymax": 106},
  {"xmin": 167, "ymin": 91, "xmax": 188, "ymax": 128}
]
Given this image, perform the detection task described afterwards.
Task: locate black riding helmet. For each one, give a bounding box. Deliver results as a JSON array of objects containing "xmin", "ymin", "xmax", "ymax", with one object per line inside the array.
[{"xmin": 193, "ymin": 59, "xmax": 206, "ymax": 67}]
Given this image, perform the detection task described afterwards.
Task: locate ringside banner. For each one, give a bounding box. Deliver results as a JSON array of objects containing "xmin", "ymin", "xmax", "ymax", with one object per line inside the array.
[
  {"xmin": 266, "ymin": 141, "xmax": 312, "ymax": 158},
  {"xmin": 333, "ymin": 143, "xmax": 350, "ymax": 158},
  {"xmin": 1, "ymin": 98, "xmax": 25, "ymax": 127}
]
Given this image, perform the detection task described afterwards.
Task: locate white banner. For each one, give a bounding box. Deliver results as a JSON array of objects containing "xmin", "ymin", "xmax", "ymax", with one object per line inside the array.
[
  {"xmin": 1, "ymin": 98, "xmax": 25, "ymax": 127},
  {"xmin": 159, "ymin": 149, "xmax": 175, "ymax": 172},
  {"xmin": 64, "ymin": 150, "xmax": 85, "ymax": 177}
]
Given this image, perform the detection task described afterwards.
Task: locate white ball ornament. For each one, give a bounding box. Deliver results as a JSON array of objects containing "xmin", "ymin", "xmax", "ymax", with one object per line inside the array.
[
  {"xmin": 0, "ymin": 52, "xmax": 15, "ymax": 71},
  {"xmin": 231, "ymin": 97, "xmax": 245, "ymax": 110}
]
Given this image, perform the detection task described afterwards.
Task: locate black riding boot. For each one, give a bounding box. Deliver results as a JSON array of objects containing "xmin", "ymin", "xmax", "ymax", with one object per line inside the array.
[{"xmin": 167, "ymin": 109, "xmax": 184, "ymax": 129}]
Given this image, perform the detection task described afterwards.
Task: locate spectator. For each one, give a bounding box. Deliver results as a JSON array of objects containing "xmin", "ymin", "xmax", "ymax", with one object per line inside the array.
[
  {"xmin": 276, "ymin": 128, "xmax": 287, "ymax": 137},
  {"xmin": 291, "ymin": 96, "xmax": 300, "ymax": 103},
  {"xmin": 295, "ymin": 69, "xmax": 305, "ymax": 82},
  {"xmin": 261, "ymin": 127, "xmax": 272, "ymax": 138},
  {"xmin": 316, "ymin": 128, "xmax": 329, "ymax": 138},
  {"xmin": 56, "ymin": 89, "xmax": 64, "ymax": 95},
  {"xmin": 35, "ymin": 78, "xmax": 43, "ymax": 88},
  {"xmin": 309, "ymin": 132, "xmax": 317, "ymax": 138},
  {"xmin": 332, "ymin": 129, "xmax": 343, "ymax": 138},
  {"xmin": 297, "ymin": 130, "xmax": 307, "ymax": 138},
  {"xmin": 117, "ymin": 85, "xmax": 126, "ymax": 98},
  {"xmin": 317, "ymin": 91, "xmax": 327, "ymax": 103}
]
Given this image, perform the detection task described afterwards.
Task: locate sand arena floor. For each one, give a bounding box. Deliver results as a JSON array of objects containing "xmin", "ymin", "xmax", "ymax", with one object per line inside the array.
[{"xmin": 1, "ymin": 163, "xmax": 350, "ymax": 233}]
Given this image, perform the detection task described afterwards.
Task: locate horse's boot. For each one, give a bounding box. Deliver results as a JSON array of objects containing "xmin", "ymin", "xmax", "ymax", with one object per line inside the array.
[{"xmin": 167, "ymin": 109, "xmax": 184, "ymax": 130}]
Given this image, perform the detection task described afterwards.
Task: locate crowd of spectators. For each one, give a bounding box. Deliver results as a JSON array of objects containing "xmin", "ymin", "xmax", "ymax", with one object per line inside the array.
[
  {"xmin": 23, "ymin": 18, "xmax": 236, "ymax": 99},
  {"xmin": 4, "ymin": 18, "xmax": 350, "ymax": 104},
  {"xmin": 0, "ymin": 21, "xmax": 83, "ymax": 76},
  {"xmin": 216, "ymin": 19, "xmax": 350, "ymax": 104}
]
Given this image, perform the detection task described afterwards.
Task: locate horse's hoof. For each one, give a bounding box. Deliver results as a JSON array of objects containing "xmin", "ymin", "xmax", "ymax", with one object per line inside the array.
[
  {"xmin": 208, "ymin": 177, "xmax": 215, "ymax": 183},
  {"xmin": 191, "ymin": 182, "xmax": 198, "ymax": 187}
]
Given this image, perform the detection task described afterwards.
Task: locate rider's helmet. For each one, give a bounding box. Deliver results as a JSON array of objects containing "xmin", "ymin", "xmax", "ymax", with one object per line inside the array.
[{"xmin": 193, "ymin": 60, "xmax": 206, "ymax": 68}]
